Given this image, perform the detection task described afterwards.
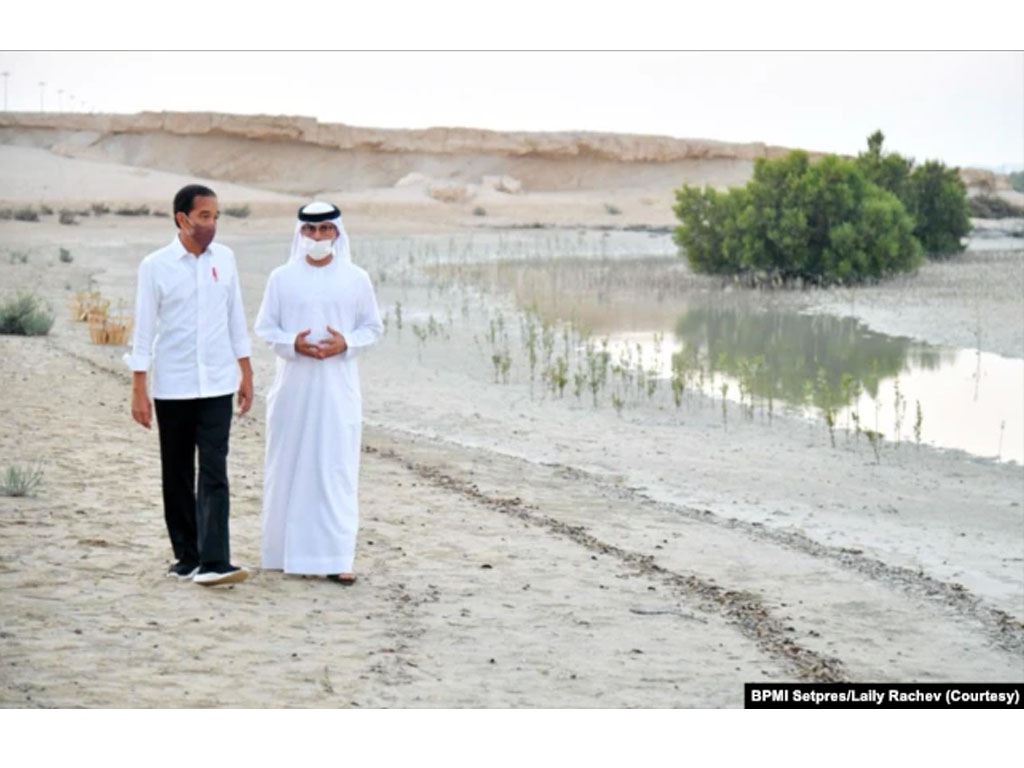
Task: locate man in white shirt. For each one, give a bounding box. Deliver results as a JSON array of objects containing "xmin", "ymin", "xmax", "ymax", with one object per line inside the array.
[
  {"xmin": 255, "ymin": 201, "xmax": 382, "ymax": 585},
  {"xmin": 125, "ymin": 184, "xmax": 253, "ymax": 586}
]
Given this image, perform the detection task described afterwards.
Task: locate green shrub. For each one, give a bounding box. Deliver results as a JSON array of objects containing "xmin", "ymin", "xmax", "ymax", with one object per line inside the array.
[
  {"xmin": 59, "ymin": 210, "xmax": 78, "ymax": 225},
  {"xmin": 604, "ymin": 203, "xmax": 622, "ymax": 215},
  {"xmin": 114, "ymin": 204, "xmax": 151, "ymax": 216},
  {"xmin": 224, "ymin": 204, "xmax": 251, "ymax": 218},
  {"xmin": 59, "ymin": 247, "xmax": 73, "ymax": 263},
  {"xmin": 0, "ymin": 292, "xmax": 55, "ymax": 336},
  {"xmin": 0, "ymin": 208, "xmax": 11, "ymax": 220},
  {"xmin": 905, "ymin": 160, "xmax": 971, "ymax": 254},
  {"xmin": 90, "ymin": 202, "xmax": 110, "ymax": 216},
  {"xmin": 674, "ymin": 150, "xmax": 922, "ymax": 284},
  {"xmin": 472, "ymin": 206, "xmax": 487, "ymax": 216},
  {"xmin": 968, "ymin": 194, "xmax": 1024, "ymax": 219},
  {"xmin": 0, "ymin": 463, "xmax": 44, "ymax": 497},
  {"xmin": 13, "ymin": 207, "xmax": 39, "ymax": 222},
  {"xmin": 8, "ymin": 251, "xmax": 28, "ymax": 264},
  {"xmin": 1009, "ymin": 171, "xmax": 1024, "ymax": 194},
  {"xmin": 672, "ymin": 185, "xmax": 750, "ymax": 276},
  {"xmin": 856, "ymin": 131, "xmax": 970, "ymax": 257},
  {"xmin": 151, "ymin": 210, "xmax": 169, "ymax": 217},
  {"xmin": 856, "ymin": 131, "xmax": 912, "ymax": 199},
  {"xmin": 39, "ymin": 204, "xmax": 54, "ymax": 216}
]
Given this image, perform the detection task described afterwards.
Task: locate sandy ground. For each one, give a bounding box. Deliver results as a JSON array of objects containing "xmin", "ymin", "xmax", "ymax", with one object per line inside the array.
[{"xmin": 1, "ymin": 154, "xmax": 1022, "ymax": 708}]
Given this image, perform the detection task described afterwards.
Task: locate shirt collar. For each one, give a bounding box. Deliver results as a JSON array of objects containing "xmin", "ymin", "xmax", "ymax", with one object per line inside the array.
[{"xmin": 172, "ymin": 233, "xmax": 211, "ymax": 259}]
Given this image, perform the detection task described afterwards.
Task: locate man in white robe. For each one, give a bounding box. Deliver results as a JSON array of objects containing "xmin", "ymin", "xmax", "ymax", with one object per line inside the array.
[{"xmin": 254, "ymin": 202, "xmax": 383, "ymax": 584}]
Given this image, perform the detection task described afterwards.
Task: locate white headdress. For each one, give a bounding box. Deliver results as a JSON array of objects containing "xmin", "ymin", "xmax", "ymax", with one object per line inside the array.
[{"xmin": 289, "ymin": 201, "xmax": 351, "ymax": 264}]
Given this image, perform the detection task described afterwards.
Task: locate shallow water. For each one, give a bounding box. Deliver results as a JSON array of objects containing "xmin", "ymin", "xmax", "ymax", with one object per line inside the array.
[
  {"xmin": 604, "ymin": 309, "xmax": 1023, "ymax": 464},
  {"xmin": 410, "ymin": 229, "xmax": 1023, "ymax": 464}
]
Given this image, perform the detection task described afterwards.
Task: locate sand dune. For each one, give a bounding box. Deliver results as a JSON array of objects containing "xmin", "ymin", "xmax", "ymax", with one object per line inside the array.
[{"xmin": 0, "ymin": 111, "xmax": 792, "ymax": 199}]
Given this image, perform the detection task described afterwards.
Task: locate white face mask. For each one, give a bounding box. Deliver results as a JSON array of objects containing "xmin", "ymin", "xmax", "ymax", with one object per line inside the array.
[{"xmin": 301, "ymin": 236, "xmax": 334, "ymax": 260}]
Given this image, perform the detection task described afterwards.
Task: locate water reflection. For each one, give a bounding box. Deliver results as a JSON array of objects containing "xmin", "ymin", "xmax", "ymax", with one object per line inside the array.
[
  {"xmin": 432, "ymin": 241, "xmax": 1022, "ymax": 464},
  {"xmin": 672, "ymin": 305, "xmax": 948, "ymax": 409},
  {"xmin": 604, "ymin": 303, "xmax": 1022, "ymax": 463}
]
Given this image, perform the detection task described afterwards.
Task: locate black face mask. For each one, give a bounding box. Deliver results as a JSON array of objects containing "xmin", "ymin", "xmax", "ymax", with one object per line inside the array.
[{"xmin": 182, "ymin": 215, "xmax": 216, "ymax": 250}]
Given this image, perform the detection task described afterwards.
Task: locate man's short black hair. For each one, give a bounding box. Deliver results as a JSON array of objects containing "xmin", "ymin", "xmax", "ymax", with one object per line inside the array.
[{"xmin": 173, "ymin": 184, "xmax": 217, "ymax": 228}]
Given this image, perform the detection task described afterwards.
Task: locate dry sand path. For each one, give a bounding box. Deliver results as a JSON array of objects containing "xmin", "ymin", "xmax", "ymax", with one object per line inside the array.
[
  {"xmin": 1, "ymin": 324, "xmax": 1021, "ymax": 707},
  {"xmin": 1, "ymin": 334, "xmax": 788, "ymax": 707}
]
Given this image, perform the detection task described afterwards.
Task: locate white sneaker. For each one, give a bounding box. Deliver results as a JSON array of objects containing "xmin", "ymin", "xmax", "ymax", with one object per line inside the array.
[
  {"xmin": 167, "ymin": 561, "xmax": 200, "ymax": 581},
  {"xmin": 193, "ymin": 564, "xmax": 248, "ymax": 586}
]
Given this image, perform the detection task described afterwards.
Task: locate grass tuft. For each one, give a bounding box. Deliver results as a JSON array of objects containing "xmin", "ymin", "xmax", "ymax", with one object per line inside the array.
[
  {"xmin": 0, "ymin": 291, "xmax": 55, "ymax": 336},
  {"xmin": 0, "ymin": 463, "xmax": 44, "ymax": 497}
]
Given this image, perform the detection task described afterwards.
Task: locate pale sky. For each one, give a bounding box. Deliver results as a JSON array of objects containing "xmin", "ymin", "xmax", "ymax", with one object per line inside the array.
[{"xmin": 0, "ymin": 51, "xmax": 1020, "ymax": 170}]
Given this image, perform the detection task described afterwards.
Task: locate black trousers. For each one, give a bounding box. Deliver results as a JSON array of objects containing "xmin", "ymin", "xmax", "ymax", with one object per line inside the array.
[{"xmin": 154, "ymin": 394, "xmax": 234, "ymax": 567}]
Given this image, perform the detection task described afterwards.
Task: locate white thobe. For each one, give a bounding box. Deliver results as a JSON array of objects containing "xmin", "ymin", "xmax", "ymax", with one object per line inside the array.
[{"xmin": 254, "ymin": 255, "xmax": 383, "ymax": 574}]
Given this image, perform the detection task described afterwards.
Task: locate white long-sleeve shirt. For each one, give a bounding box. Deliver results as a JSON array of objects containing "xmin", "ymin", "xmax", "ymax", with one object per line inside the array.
[{"xmin": 124, "ymin": 235, "xmax": 252, "ymax": 400}]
